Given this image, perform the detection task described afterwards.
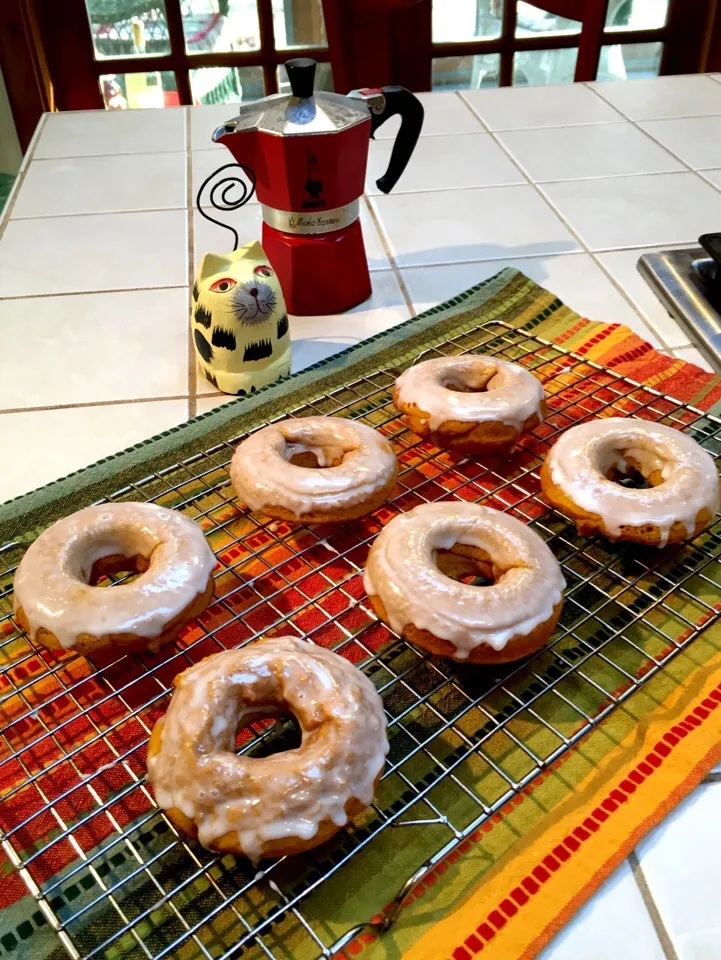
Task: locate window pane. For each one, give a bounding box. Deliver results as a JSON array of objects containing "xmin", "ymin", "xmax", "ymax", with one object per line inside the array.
[
  {"xmin": 606, "ymin": 0, "xmax": 669, "ymax": 31},
  {"xmin": 513, "ymin": 48, "xmax": 578, "ymax": 85},
  {"xmin": 432, "ymin": 0, "xmax": 503, "ymax": 43},
  {"xmin": 597, "ymin": 41, "xmax": 663, "ymax": 81},
  {"xmin": 277, "ymin": 62, "xmax": 333, "ymax": 93},
  {"xmin": 190, "ymin": 66, "xmax": 265, "ymax": 104},
  {"xmin": 183, "ymin": 0, "xmax": 261, "ymax": 54},
  {"xmin": 515, "ymin": 2, "xmax": 580, "ymax": 37},
  {"xmin": 432, "ymin": 54, "xmax": 501, "ymax": 90},
  {"xmin": 273, "ymin": 0, "xmax": 327, "ymax": 49},
  {"xmin": 100, "ymin": 71, "xmax": 177, "ymax": 109},
  {"xmin": 85, "ymin": 1, "xmax": 170, "ymax": 59}
]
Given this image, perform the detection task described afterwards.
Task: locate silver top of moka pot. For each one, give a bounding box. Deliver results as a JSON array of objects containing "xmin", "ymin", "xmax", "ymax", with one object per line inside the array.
[{"xmin": 213, "ymin": 58, "xmax": 371, "ymax": 140}]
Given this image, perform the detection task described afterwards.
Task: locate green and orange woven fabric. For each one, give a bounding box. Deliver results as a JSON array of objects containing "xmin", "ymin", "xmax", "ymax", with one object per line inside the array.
[
  {"xmin": 525, "ymin": 298, "xmax": 721, "ymax": 413},
  {"xmin": 1, "ymin": 268, "xmax": 720, "ymax": 960}
]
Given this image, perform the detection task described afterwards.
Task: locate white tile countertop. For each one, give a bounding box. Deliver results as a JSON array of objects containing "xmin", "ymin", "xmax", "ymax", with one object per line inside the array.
[{"xmin": 1, "ymin": 72, "xmax": 721, "ymax": 959}]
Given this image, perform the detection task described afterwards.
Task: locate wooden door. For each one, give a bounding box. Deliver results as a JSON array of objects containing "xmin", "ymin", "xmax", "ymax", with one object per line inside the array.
[
  {"xmin": 3, "ymin": 0, "xmax": 720, "ymax": 154},
  {"xmin": 22, "ymin": 0, "xmax": 333, "ymax": 115},
  {"xmin": 392, "ymin": 0, "xmax": 717, "ymax": 92}
]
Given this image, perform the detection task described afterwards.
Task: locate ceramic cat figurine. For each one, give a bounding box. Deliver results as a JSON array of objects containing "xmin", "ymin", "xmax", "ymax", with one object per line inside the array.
[{"xmin": 191, "ymin": 241, "xmax": 291, "ymax": 396}]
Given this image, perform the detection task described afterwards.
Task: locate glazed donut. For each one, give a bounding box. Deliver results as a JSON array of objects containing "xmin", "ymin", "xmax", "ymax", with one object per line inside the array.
[
  {"xmin": 13, "ymin": 503, "xmax": 216, "ymax": 655},
  {"xmin": 364, "ymin": 502, "xmax": 564, "ymax": 663},
  {"xmin": 147, "ymin": 636, "xmax": 388, "ymax": 860},
  {"xmin": 230, "ymin": 416, "xmax": 398, "ymax": 523},
  {"xmin": 393, "ymin": 356, "xmax": 546, "ymax": 454},
  {"xmin": 540, "ymin": 418, "xmax": 720, "ymax": 546}
]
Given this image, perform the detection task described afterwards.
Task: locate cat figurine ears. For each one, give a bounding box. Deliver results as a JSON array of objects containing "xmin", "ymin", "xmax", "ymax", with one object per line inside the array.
[
  {"xmin": 191, "ymin": 240, "xmax": 291, "ymax": 397},
  {"xmin": 198, "ymin": 241, "xmax": 266, "ymax": 281}
]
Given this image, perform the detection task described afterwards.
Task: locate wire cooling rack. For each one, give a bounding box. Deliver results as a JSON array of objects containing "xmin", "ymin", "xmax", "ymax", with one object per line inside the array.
[{"xmin": 1, "ymin": 319, "xmax": 721, "ymax": 960}]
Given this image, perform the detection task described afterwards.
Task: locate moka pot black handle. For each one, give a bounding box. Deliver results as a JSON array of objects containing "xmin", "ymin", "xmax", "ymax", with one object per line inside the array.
[{"xmin": 370, "ymin": 86, "xmax": 424, "ymax": 194}]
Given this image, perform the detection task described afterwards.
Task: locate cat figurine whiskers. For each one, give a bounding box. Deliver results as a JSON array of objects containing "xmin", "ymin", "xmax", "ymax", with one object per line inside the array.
[{"xmin": 191, "ymin": 240, "xmax": 291, "ymax": 396}]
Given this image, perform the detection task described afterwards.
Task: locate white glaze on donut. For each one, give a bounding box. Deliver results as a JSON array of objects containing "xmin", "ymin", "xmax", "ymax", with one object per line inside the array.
[
  {"xmin": 147, "ymin": 637, "xmax": 389, "ymax": 859},
  {"xmin": 363, "ymin": 502, "xmax": 564, "ymax": 657},
  {"xmin": 13, "ymin": 502, "xmax": 216, "ymax": 650},
  {"xmin": 546, "ymin": 418, "xmax": 720, "ymax": 546},
  {"xmin": 230, "ymin": 416, "xmax": 397, "ymax": 517},
  {"xmin": 394, "ymin": 356, "xmax": 545, "ymax": 432}
]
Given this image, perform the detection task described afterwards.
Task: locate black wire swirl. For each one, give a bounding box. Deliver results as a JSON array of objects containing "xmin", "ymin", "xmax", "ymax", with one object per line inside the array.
[{"xmin": 196, "ymin": 162, "xmax": 257, "ymax": 253}]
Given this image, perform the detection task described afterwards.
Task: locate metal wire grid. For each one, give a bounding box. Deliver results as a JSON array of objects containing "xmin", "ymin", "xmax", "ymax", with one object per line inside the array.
[{"xmin": 1, "ymin": 319, "xmax": 721, "ymax": 960}]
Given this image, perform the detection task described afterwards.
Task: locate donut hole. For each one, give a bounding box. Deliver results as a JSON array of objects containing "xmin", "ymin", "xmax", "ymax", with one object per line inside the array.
[
  {"xmin": 287, "ymin": 449, "xmax": 336, "ymax": 469},
  {"xmin": 605, "ymin": 451, "xmax": 663, "ymax": 491},
  {"xmin": 444, "ymin": 382, "xmax": 485, "ymax": 394},
  {"xmin": 239, "ymin": 710, "xmax": 303, "ymax": 759},
  {"xmin": 435, "ymin": 544, "xmax": 497, "ymax": 587},
  {"xmin": 609, "ymin": 466, "xmax": 649, "ymax": 490},
  {"xmin": 87, "ymin": 553, "xmax": 151, "ymax": 587},
  {"xmin": 441, "ymin": 368, "xmax": 495, "ymax": 394},
  {"xmin": 285, "ymin": 441, "xmax": 346, "ymax": 470}
]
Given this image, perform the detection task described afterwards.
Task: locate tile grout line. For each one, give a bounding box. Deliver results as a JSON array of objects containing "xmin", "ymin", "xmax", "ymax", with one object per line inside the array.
[
  {"xmin": 185, "ymin": 108, "xmax": 197, "ymax": 420},
  {"xmin": 486, "ymin": 101, "xmax": 681, "ymax": 350},
  {"xmin": 582, "ymin": 75, "xmax": 721, "ymax": 121},
  {"xmin": 458, "ymin": 93, "xmax": 591, "ymax": 250},
  {"xmin": 622, "ymin": 108, "xmax": 721, "ymax": 200},
  {"xmin": 628, "ymin": 851, "xmax": 680, "ymax": 960},
  {"xmin": 9, "ymin": 205, "xmax": 213, "ymax": 222},
  {"xmin": 8, "ymin": 200, "xmax": 257, "ymax": 223},
  {"xmin": 367, "ymin": 168, "xmax": 696, "ymax": 198},
  {"xmin": 580, "ymin": 87, "xmax": 721, "ymax": 352},
  {"xmin": 0, "ymin": 112, "xmax": 47, "ymax": 242},
  {"xmin": 24, "ymin": 148, "xmax": 190, "ymax": 161},
  {"xmin": 0, "ymin": 244, "xmax": 698, "ymax": 302},
  {"xmin": 4, "ymin": 245, "xmax": 675, "ymax": 302},
  {"xmin": 697, "ymin": 170, "xmax": 721, "ymax": 195},
  {"xmin": 455, "ymin": 92, "xmax": 490, "ymax": 132},
  {"xmin": 571, "ymin": 106, "xmax": 700, "ymax": 351},
  {"xmin": 363, "ymin": 194, "xmax": 416, "ymax": 318},
  {"xmin": 13, "ymin": 89, "xmax": 721, "ymax": 169},
  {"xmin": 581, "ymin": 79, "xmax": 637, "ymax": 121},
  {"xmin": 622, "ymin": 109, "xmax": 707, "ymax": 177},
  {"xmin": 457, "ymin": 92, "xmax": 671, "ymax": 350},
  {"xmin": 29, "ymin": 148, "xmax": 189, "ymax": 162},
  {"xmin": 0, "ymin": 394, "xmax": 192, "ymax": 417},
  {"xmin": 582, "ymin": 79, "xmax": 721, "ymax": 192},
  {"xmin": 9, "ymin": 165, "xmax": 720, "ymax": 224},
  {"xmin": 28, "ymin": 106, "xmax": 721, "ymax": 152},
  {"xmin": 0, "ymin": 284, "xmax": 190, "ymax": 302},
  {"xmin": 586, "ymin": 251, "xmax": 678, "ymax": 352}
]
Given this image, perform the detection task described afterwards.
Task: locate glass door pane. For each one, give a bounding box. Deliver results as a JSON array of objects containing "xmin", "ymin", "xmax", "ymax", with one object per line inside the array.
[
  {"xmin": 190, "ymin": 65, "xmax": 265, "ymax": 103},
  {"xmin": 84, "ymin": 0, "xmax": 171, "ymax": 59},
  {"xmin": 273, "ymin": 0, "xmax": 327, "ymax": 49},
  {"xmin": 432, "ymin": 0, "xmax": 503, "ymax": 43},
  {"xmin": 182, "ymin": 0, "xmax": 261, "ymax": 53},
  {"xmin": 597, "ymin": 41, "xmax": 663, "ymax": 80},
  {"xmin": 515, "ymin": 2, "xmax": 581, "ymax": 37},
  {"xmin": 605, "ymin": 0, "xmax": 669, "ymax": 31},
  {"xmin": 432, "ymin": 54, "xmax": 501, "ymax": 90},
  {"xmin": 100, "ymin": 71, "xmax": 177, "ymax": 109},
  {"xmin": 513, "ymin": 47, "xmax": 578, "ymax": 85}
]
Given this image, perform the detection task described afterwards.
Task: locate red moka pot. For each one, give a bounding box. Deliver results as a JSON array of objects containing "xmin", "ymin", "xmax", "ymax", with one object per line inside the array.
[{"xmin": 212, "ymin": 58, "xmax": 424, "ymax": 316}]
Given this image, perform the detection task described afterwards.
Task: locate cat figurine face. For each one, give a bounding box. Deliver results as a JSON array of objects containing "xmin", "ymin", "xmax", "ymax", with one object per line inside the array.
[{"xmin": 191, "ymin": 241, "xmax": 291, "ymax": 396}]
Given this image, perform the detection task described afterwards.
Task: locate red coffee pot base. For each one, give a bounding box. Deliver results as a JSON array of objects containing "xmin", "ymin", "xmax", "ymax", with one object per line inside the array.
[{"xmin": 262, "ymin": 220, "xmax": 372, "ymax": 316}]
